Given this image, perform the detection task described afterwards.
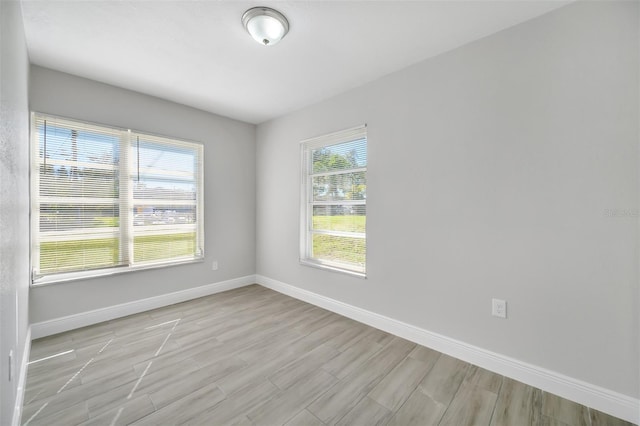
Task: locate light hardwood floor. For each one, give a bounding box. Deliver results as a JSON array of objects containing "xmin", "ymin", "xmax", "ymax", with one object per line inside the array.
[{"xmin": 22, "ymin": 285, "xmax": 634, "ymax": 426}]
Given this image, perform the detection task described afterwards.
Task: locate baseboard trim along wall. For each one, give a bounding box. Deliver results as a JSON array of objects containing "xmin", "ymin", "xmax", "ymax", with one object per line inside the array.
[
  {"xmin": 12, "ymin": 327, "xmax": 31, "ymax": 426},
  {"xmin": 28, "ymin": 274, "xmax": 639, "ymax": 423},
  {"xmin": 256, "ymin": 274, "xmax": 639, "ymax": 424},
  {"xmin": 30, "ymin": 275, "xmax": 256, "ymax": 339}
]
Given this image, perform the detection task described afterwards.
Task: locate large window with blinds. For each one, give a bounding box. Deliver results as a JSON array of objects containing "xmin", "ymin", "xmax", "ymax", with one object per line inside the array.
[
  {"xmin": 300, "ymin": 125, "xmax": 367, "ymax": 276},
  {"xmin": 30, "ymin": 113, "xmax": 204, "ymax": 284}
]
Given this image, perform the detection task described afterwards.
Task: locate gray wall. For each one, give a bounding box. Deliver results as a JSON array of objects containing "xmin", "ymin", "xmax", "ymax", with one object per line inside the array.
[
  {"xmin": 29, "ymin": 66, "xmax": 256, "ymax": 323},
  {"xmin": 256, "ymin": 0, "xmax": 639, "ymax": 398},
  {"xmin": 0, "ymin": 1, "xmax": 31, "ymax": 424}
]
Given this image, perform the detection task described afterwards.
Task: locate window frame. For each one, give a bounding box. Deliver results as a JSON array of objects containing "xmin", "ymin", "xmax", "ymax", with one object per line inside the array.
[
  {"xmin": 299, "ymin": 125, "xmax": 367, "ymax": 278},
  {"xmin": 30, "ymin": 112, "xmax": 205, "ymax": 286}
]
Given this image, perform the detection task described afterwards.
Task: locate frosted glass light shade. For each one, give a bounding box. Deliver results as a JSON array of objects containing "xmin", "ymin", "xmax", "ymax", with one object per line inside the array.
[{"xmin": 242, "ymin": 7, "xmax": 289, "ymax": 46}]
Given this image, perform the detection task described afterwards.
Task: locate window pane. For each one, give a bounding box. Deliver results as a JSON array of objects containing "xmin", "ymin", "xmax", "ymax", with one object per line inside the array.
[
  {"xmin": 40, "ymin": 204, "xmax": 119, "ymax": 231},
  {"xmin": 132, "ymin": 136, "xmax": 201, "ymax": 265},
  {"xmin": 39, "ymin": 237, "xmax": 119, "ymax": 274},
  {"xmin": 35, "ymin": 116, "xmax": 122, "ymax": 276},
  {"xmin": 39, "ymin": 166, "xmax": 118, "ymax": 199},
  {"xmin": 311, "ymin": 234, "xmax": 366, "ymax": 271},
  {"xmin": 38, "ymin": 126, "xmax": 119, "ymax": 165},
  {"xmin": 312, "ymin": 137, "xmax": 367, "ymax": 173},
  {"xmin": 133, "ymin": 139, "xmax": 197, "ymax": 183},
  {"xmin": 312, "ymin": 171, "xmax": 366, "ymax": 201},
  {"xmin": 134, "ymin": 232, "xmax": 196, "ymax": 263},
  {"xmin": 133, "ymin": 180, "xmax": 196, "ymax": 200},
  {"xmin": 312, "ymin": 205, "xmax": 365, "ymax": 233},
  {"xmin": 133, "ymin": 205, "xmax": 196, "ymax": 227}
]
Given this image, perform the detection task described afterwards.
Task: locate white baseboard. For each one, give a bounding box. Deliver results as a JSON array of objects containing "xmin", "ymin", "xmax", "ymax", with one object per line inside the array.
[
  {"xmin": 256, "ymin": 274, "xmax": 639, "ymax": 424},
  {"xmin": 31, "ymin": 275, "xmax": 256, "ymax": 339},
  {"xmin": 12, "ymin": 327, "xmax": 31, "ymax": 426}
]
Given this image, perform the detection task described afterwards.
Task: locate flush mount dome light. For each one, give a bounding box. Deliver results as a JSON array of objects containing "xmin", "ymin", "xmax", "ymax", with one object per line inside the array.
[{"xmin": 242, "ymin": 6, "xmax": 289, "ymax": 46}]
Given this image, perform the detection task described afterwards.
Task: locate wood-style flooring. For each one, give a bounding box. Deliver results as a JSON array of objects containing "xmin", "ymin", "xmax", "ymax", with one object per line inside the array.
[{"xmin": 22, "ymin": 285, "xmax": 635, "ymax": 426}]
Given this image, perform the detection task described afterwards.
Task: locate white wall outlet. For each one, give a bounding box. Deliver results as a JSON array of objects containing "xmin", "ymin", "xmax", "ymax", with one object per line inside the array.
[
  {"xmin": 492, "ymin": 298, "xmax": 507, "ymax": 318},
  {"xmin": 212, "ymin": 260, "xmax": 218, "ymax": 271}
]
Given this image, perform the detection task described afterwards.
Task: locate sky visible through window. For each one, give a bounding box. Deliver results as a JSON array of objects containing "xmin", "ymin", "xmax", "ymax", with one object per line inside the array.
[
  {"xmin": 38, "ymin": 124, "xmax": 197, "ymax": 194},
  {"xmin": 39, "ymin": 125, "xmax": 119, "ymax": 165},
  {"xmin": 135, "ymin": 140, "xmax": 196, "ymax": 193}
]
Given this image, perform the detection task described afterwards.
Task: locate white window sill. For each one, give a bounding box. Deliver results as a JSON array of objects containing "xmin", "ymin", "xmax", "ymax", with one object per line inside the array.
[{"xmin": 299, "ymin": 258, "xmax": 366, "ymax": 279}]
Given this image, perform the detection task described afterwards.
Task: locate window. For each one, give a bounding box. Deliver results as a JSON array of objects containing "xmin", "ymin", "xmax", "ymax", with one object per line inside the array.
[
  {"xmin": 30, "ymin": 113, "xmax": 204, "ymax": 284},
  {"xmin": 300, "ymin": 125, "xmax": 367, "ymax": 276}
]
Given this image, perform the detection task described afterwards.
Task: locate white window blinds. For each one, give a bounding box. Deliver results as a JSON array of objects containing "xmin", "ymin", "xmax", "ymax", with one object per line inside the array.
[
  {"xmin": 300, "ymin": 125, "xmax": 367, "ymax": 276},
  {"xmin": 31, "ymin": 113, "xmax": 204, "ymax": 283},
  {"xmin": 131, "ymin": 133, "xmax": 203, "ymax": 264}
]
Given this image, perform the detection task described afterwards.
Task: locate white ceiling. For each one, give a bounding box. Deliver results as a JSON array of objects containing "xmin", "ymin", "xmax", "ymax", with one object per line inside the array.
[{"xmin": 20, "ymin": 0, "xmax": 571, "ymax": 124}]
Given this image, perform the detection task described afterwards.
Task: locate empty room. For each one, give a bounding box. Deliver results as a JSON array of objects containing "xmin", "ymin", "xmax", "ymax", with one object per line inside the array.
[{"xmin": 1, "ymin": 0, "xmax": 638, "ymax": 425}]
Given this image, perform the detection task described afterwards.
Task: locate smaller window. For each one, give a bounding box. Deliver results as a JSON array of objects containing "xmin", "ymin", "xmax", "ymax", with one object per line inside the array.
[{"xmin": 300, "ymin": 125, "xmax": 367, "ymax": 277}]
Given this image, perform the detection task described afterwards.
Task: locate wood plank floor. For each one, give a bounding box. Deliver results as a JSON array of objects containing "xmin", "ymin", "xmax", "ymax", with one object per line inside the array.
[{"xmin": 22, "ymin": 285, "xmax": 635, "ymax": 426}]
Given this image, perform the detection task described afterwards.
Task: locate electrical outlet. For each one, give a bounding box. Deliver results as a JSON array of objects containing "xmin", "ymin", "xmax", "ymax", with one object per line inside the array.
[
  {"xmin": 212, "ymin": 260, "xmax": 218, "ymax": 271},
  {"xmin": 492, "ymin": 298, "xmax": 507, "ymax": 319}
]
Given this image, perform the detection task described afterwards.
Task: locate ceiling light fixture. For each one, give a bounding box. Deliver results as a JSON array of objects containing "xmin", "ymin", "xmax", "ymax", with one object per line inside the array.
[{"xmin": 242, "ymin": 6, "xmax": 289, "ymax": 46}]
